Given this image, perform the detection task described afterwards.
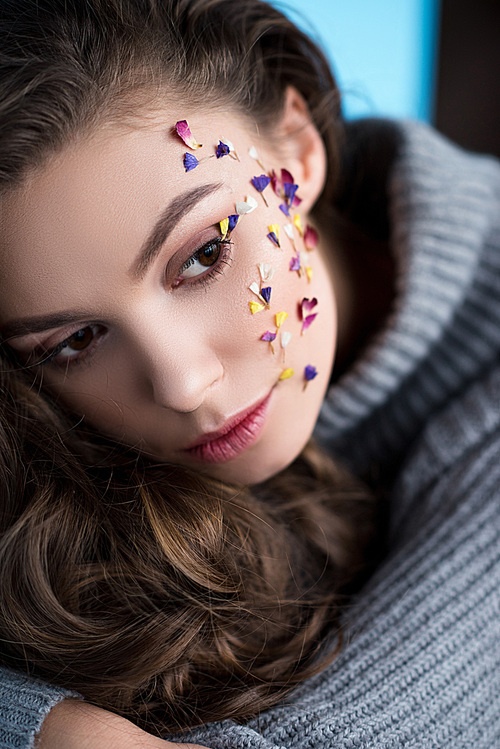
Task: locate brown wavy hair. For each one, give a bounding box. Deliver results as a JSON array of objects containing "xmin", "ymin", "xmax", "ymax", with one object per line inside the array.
[{"xmin": 0, "ymin": 0, "xmax": 382, "ymax": 736}]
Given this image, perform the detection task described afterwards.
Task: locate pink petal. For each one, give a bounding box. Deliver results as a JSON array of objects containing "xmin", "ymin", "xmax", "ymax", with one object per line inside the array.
[
  {"xmin": 304, "ymin": 225, "xmax": 318, "ymax": 250},
  {"xmin": 174, "ymin": 120, "xmax": 202, "ymax": 150},
  {"xmin": 301, "ymin": 313, "xmax": 317, "ymax": 334},
  {"xmin": 300, "ymin": 297, "xmax": 318, "ymax": 318}
]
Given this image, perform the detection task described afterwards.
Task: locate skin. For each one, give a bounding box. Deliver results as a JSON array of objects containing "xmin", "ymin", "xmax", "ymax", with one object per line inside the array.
[
  {"xmin": 1, "ymin": 90, "xmax": 341, "ymax": 486},
  {"xmin": 1, "ymin": 89, "xmax": 348, "ymax": 746}
]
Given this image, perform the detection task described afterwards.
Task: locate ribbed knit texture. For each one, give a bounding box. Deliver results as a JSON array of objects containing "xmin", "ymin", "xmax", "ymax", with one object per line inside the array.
[
  {"xmin": 0, "ymin": 669, "xmax": 79, "ymax": 749},
  {"xmin": 1, "ymin": 120, "xmax": 500, "ymax": 748}
]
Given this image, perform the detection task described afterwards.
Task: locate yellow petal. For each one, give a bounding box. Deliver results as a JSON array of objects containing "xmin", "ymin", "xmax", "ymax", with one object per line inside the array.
[
  {"xmin": 268, "ymin": 224, "xmax": 280, "ymax": 239},
  {"xmin": 293, "ymin": 213, "xmax": 303, "ymax": 236},
  {"xmin": 220, "ymin": 217, "xmax": 229, "ymax": 239},
  {"xmin": 249, "ymin": 301, "xmax": 265, "ymax": 314},
  {"xmin": 275, "ymin": 311, "xmax": 289, "ymax": 329},
  {"xmin": 279, "ymin": 368, "xmax": 295, "ymax": 380},
  {"xmin": 306, "ymin": 266, "xmax": 313, "ymax": 283}
]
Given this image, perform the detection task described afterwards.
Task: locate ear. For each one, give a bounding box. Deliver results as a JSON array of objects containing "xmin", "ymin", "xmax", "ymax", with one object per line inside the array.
[{"xmin": 273, "ymin": 86, "xmax": 327, "ymax": 213}]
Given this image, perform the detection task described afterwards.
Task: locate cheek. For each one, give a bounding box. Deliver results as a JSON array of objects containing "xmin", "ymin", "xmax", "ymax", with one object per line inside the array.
[{"xmin": 218, "ymin": 220, "xmax": 336, "ymax": 390}]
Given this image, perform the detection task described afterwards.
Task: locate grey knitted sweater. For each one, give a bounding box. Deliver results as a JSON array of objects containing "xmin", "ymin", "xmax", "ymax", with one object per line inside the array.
[{"xmin": 1, "ymin": 120, "xmax": 500, "ymax": 748}]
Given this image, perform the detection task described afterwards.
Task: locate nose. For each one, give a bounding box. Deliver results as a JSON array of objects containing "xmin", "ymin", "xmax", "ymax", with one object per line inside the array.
[{"xmin": 137, "ymin": 315, "xmax": 224, "ymax": 414}]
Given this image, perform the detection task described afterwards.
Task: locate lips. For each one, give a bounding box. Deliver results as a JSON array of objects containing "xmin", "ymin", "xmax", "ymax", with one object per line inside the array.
[{"xmin": 182, "ymin": 391, "xmax": 273, "ymax": 464}]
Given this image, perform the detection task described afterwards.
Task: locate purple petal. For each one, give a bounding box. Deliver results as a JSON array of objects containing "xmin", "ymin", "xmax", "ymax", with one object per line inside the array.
[
  {"xmin": 261, "ymin": 286, "xmax": 272, "ymax": 305},
  {"xmin": 284, "ymin": 183, "xmax": 298, "ymax": 205},
  {"xmin": 279, "ymin": 202, "xmax": 290, "ymax": 217},
  {"xmin": 290, "ymin": 254, "xmax": 301, "ymax": 272},
  {"xmin": 301, "ymin": 313, "xmax": 317, "ymax": 333},
  {"xmin": 251, "ymin": 174, "xmax": 271, "ymax": 193},
  {"xmin": 301, "ymin": 297, "xmax": 318, "ymax": 316},
  {"xmin": 304, "ymin": 365, "xmax": 318, "ymax": 381},
  {"xmin": 183, "ymin": 152, "xmax": 199, "ymax": 172},
  {"xmin": 261, "ymin": 331, "xmax": 277, "ymax": 342},
  {"xmin": 267, "ymin": 231, "xmax": 280, "ymax": 247},
  {"xmin": 216, "ymin": 140, "xmax": 231, "ymax": 158},
  {"xmin": 228, "ymin": 214, "xmax": 239, "ymax": 232}
]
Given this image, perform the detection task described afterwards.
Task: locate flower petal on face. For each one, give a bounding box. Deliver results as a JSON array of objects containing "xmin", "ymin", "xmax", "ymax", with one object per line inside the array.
[
  {"xmin": 249, "ymin": 281, "xmax": 264, "ymax": 300},
  {"xmin": 304, "ymin": 364, "xmax": 318, "ymax": 381},
  {"xmin": 268, "ymin": 224, "xmax": 280, "ymax": 240},
  {"xmin": 284, "ymin": 182, "xmax": 299, "ymax": 205},
  {"xmin": 275, "ymin": 311, "xmax": 288, "ymax": 329},
  {"xmin": 301, "ymin": 313, "xmax": 317, "ymax": 334},
  {"xmin": 219, "ymin": 217, "xmax": 229, "ymax": 239},
  {"xmin": 249, "ymin": 301, "xmax": 265, "ymax": 314},
  {"xmin": 281, "ymin": 168, "xmax": 294, "ymax": 185},
  {"xmin": 183, "ymin": 153, "xmax": 199, "ymax": 172},
  {"xmin": 258, "ymin": 263, "xmax": 276, "ymax": 283},
  {"xmin": 306, "ymin": 265, "xmax": 313, "ymax": 283},
  {"xmin": 236, "ymin": 196, "xmax": 258, "ymax": 214},
  {"xmin": 293, "ymin": 213, "xmax": 304, "ymax": 236},
  {"xmin": 251, "ymin": 174, "xmax": 271, "ymax": 193},
  {"xmin": 281, "ymin": 331, "xmax": 292, "ymax": 348},
  {"xmin": 216, "ymin": 140, "xmax": 231, "ymax": 158},
  {"xmin": 283, "ymin": 224, "xmax": 294, "ymax": 240},
  {"xmin": 267, "ymin": 232, "xmax": 280, "ymax": 248},
  {"xmin": 175, "ymin": 120, "xmax": 202, "ymax": 150},
  {"xmin": 304, "ymin": 225, "xmax": 319, "ymax": 250},
  {"xmin": 270, "ymin": 169, "xmax": 280, "ymax": 196},
  {"xmin": 279, "ymin": 367, "xmax": 295, "ymax": 381},
  {"xmin": 228, "ymin": 214, "xmax": 239, "ymax": 232},
  {"xmin": 220, "ymin": 138, "xmax": 236, "ymax": 153},
  {"xmin": 303, "ymin": 364, "xmax": 318, "ymax": 389},
  {"xmin": 279, "ymin": 203, "xmax": 290, "ymax": 217},
  {"xmin": 289, "ymin": 254, "xmax": 301, "ymax": 272},
  {"xmin": 261, "ymin": 286, "xmax": 272, "ymax": 305},
  {"xmin": 261, "ymin": 330, "xmax": 277, "ymax": 342},
  {"xmin": 300, "ymin": 297, "xmax": 318, "ymax": 316},
  {"xmin": 249, "ymin": 145, "xmax": 266, "ymax": 170}
]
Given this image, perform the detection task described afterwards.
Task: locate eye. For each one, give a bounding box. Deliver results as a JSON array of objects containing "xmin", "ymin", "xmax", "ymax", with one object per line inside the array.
[
  {"xmin": 176, "ymin": 237, "xmax": 229, "ymax": 282},
  {"xmin": 57, "ymin": 326, "xmax": 96, "ymax": 358},
  {"xmin": 34, "ymin": 324, "xmax": 105, "ymax": 368}
]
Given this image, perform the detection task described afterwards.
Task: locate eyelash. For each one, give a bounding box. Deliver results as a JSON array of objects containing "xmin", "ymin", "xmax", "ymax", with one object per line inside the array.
[{"xmin": 30, "ymin": 235, "xmax": 234, "ymax": 370}]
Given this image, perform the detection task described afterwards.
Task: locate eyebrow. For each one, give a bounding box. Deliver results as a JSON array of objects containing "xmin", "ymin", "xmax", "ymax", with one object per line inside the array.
[
  {"xmin": 131, "ymin": 181, "xmax": 224, "ymax": 280},
  {"xmin": 1, "ymin": 182, "xmax": 224, "ymax": 341}
]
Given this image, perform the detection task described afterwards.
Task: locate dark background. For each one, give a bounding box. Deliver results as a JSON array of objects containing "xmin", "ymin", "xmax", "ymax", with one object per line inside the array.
[{"xmin": 435, "ymin": 0, "xmax": 500, "ymax": 158}]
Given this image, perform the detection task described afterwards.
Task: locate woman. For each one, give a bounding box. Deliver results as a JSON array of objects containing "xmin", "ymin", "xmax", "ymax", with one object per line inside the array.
[{"xmin": 1, "ymin": 1, "xmax": 499, "ymax": 747}]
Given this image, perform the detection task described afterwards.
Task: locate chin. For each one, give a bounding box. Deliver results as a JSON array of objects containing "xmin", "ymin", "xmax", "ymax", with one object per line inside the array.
[{"xmin": 200, "ymin": 445, "xmax": 303, "ymax": 487}]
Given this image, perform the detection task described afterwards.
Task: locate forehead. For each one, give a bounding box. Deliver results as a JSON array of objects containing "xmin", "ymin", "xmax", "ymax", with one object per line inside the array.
[{"xmin": 0, "ymin": 106, "xmax": 259, "ymax": 322}]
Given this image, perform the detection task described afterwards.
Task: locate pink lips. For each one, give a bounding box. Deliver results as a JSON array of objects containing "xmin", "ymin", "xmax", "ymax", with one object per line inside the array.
[{"xmin": 183, "ymin": 391, "xmax": 273, "ymax": 464}]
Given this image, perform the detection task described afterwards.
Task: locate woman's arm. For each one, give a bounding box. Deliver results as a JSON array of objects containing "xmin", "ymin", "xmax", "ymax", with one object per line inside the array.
[
  {"xmin": 0, "ymin": 667, "xmax": 208, "ymax": 749},
  {"xmin": 36, "ymin": 700, "xmax": 209, "ymax": 749},
  {"xmin": 0, "ymin": 666, "xmax": 77, "ymax": 749}
]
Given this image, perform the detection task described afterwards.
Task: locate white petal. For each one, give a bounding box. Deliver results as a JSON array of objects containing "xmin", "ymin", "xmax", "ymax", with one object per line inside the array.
[
  {"xmin": 258, "ymin": 263, "xmax": 276, "ymax": 282},
  {"xmin": 283, "ymin": 223, "xmax": 294, "ymax": 239},
  {"xmin": 281, "ymin": 331, "xmax": 292, "ymax": 348},
  {"xmin": 249, "ymin": 281, "xmax": 263, "ymax": 299},
  {"xmin": 236, "ymin": 195, "xmax": 258, "ymax": 214},
  {"xmin": 248, "ymin": 145, "xmax": 259, "ymax": 160}
]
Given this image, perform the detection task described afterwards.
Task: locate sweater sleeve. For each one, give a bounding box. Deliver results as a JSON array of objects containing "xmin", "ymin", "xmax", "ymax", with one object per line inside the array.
[{"xmin": 0, "ymin": 667, "xmax": 80, "ymax": 749}]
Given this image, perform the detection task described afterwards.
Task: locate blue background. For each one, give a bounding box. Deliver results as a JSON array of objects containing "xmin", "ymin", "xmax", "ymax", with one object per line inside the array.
[{"xmin": 271, "ymin": 0, "xmax": 441, "ymax": 122}]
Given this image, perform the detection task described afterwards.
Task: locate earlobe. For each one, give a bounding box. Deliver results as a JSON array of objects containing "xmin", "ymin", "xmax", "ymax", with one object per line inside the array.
[{"xmin": 276, "ymin": 86, "xmax": 327, "ymax": 213}]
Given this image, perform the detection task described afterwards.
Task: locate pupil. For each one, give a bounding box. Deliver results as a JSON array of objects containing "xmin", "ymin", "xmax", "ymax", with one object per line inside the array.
[
  {"xmin": 199, "ymin": 242, "xmax": 220, "ymax": 267},
  {"xmin": 68, "ymin": 327, "xmax": 93, "ymax": 351}
]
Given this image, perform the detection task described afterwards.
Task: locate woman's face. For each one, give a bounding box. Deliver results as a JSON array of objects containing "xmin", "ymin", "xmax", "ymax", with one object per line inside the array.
[{"xmin": 0, "ymin": 103, "xmax": 338, "ymax": 484}]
